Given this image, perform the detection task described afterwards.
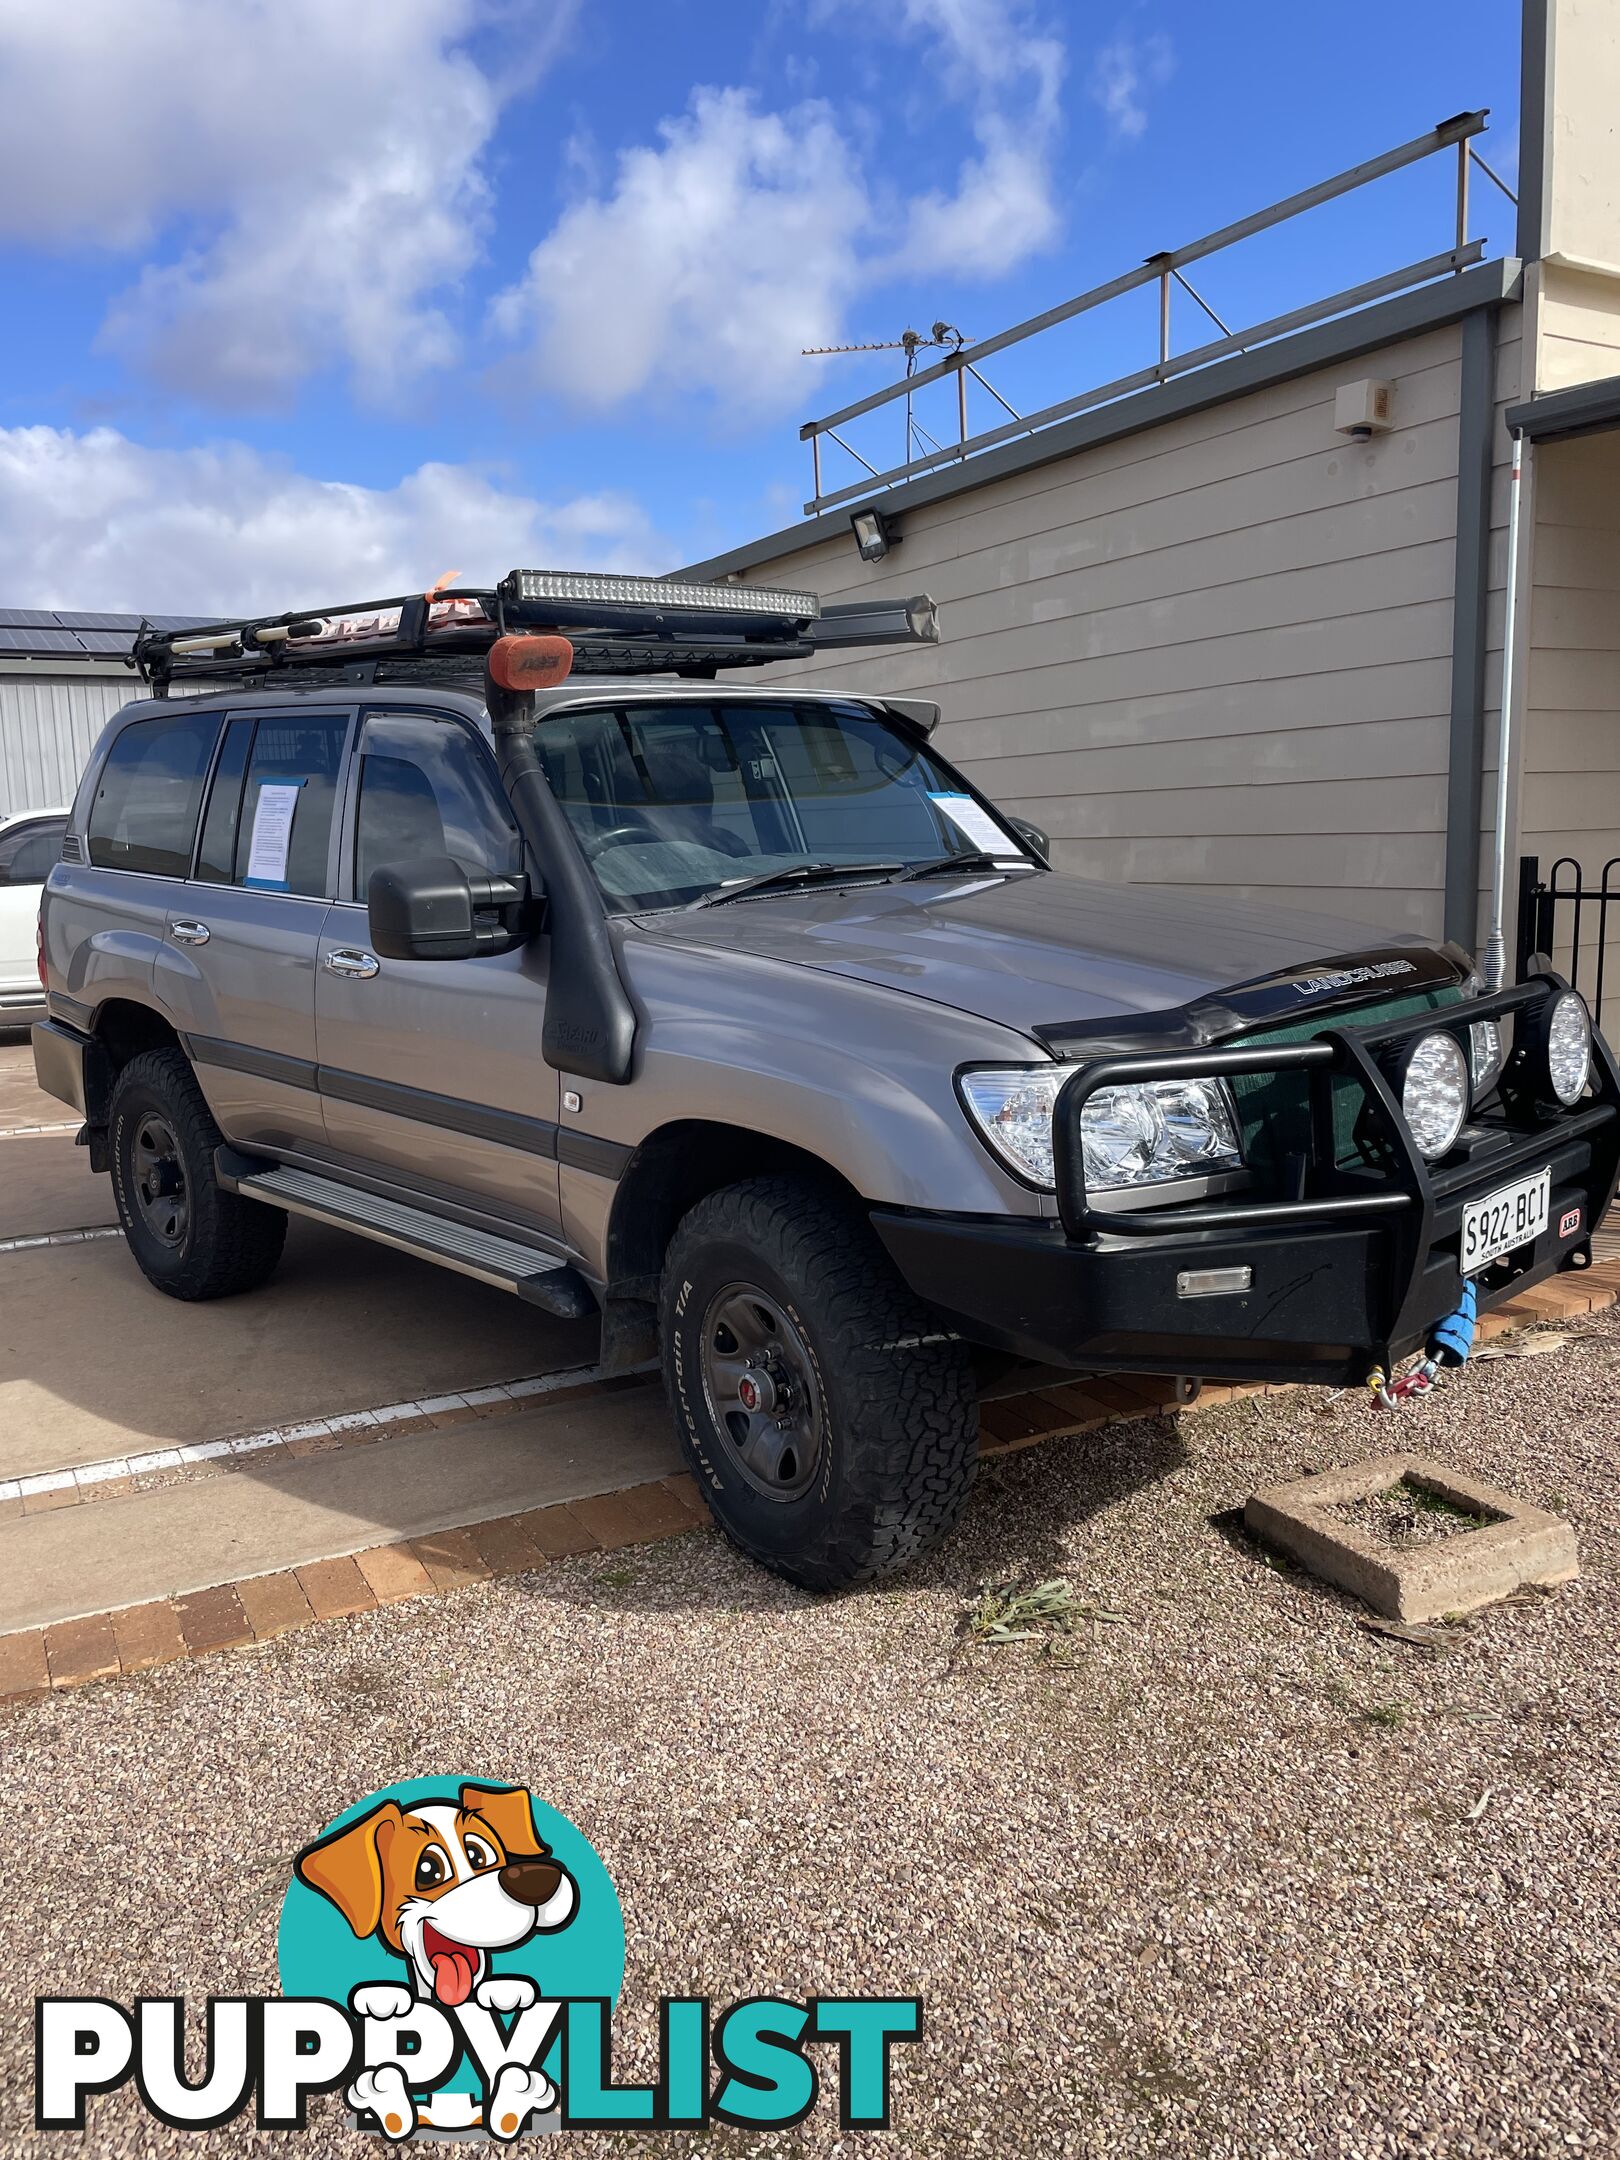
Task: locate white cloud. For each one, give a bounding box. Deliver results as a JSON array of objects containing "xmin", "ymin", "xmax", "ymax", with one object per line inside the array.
[
  {"xmin": 492, "ymin": 87, "xmax": 872, "ymax": 417},
  {"xmin": 0, "ymin": 426, "xmax": 661, "ymax": 615},
  {"xmin": 0, "ymin": 0, "xmax": 575, "ymax": 408},
  {"xmin": 496, "ymin": 0, "xmax": 1067, "ymax": 417},
  {"xmin": 1088, "ymin": 31, "xmax": 1173, "ymax": 142},
  {"xmin": 887, "ymin": 0, "xmax": 1065, "ymax": 277}
]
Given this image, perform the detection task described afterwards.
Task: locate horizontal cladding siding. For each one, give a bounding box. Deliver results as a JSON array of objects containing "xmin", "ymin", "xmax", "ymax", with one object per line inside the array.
[{"xmin": 744, "ymin": 322, "xmax": 1466, "ymax": 936}]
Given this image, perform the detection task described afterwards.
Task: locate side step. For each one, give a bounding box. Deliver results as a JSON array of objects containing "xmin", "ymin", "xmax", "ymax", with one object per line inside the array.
[{"xmin": 216, "ymin": 1155, "xmax": 596, "ymax": 1317}]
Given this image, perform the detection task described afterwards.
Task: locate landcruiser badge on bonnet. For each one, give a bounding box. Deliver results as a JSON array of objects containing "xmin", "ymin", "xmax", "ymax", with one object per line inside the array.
[{"xmin": 1293, "ymin": 960, "xmax": 1417, "ymax": 996}]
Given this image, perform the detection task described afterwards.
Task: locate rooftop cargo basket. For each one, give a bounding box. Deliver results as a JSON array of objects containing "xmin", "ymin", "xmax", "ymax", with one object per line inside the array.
[{"xmin": 132, "ymin": 570, "xmax": 939, "ymax": 694}]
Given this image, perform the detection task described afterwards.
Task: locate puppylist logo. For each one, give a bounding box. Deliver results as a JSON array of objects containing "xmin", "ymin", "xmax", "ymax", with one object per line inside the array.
[{"xmin": 35, "ymin": 1776, "xmax": 921, "ymax": 2142}]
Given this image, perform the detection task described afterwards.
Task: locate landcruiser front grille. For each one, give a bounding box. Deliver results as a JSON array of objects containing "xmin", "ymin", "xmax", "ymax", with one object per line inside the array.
[{"xmin": 1229, "ymin": 984, "xmax": 1470, "ymax": 1176}]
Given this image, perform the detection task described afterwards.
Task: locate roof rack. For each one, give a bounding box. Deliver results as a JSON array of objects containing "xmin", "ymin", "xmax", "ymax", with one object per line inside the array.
[{"xmin": 131, "ymin": 570, "xmax": 939, "ymax": 694}]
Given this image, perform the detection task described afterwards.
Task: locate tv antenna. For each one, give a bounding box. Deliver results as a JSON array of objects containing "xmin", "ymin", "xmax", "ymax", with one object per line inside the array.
[
  {"xmin": 801, "ymin": 319, "xmax": 1024, "ymax": 465},
  {"xmin": 802, "ymin": 320, "xmax": 966, "ymax": 369}
]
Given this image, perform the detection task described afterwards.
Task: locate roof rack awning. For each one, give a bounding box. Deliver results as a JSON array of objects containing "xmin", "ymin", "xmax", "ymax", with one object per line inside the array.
[{"xmin": 131, "ymin": 569, "xmax": 939, "ymax": 693}]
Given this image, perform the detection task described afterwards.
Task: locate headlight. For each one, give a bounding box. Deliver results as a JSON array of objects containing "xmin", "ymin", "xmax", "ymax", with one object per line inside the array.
[
  {"xmin": 1400, "ymin": 1030, "xmax": 1469, "ymax": 1158},
  {"xmin": 1547, "ymin": 990, "xmax": 1591, "ymax": 1105},
  {"xmin": 958, "ymin": 1067, "xmax": 1243, "ymax": 1191},
  {"xmin": 1469, "ymin": 1017, "xmax": 1504, "ymax": 1096}
]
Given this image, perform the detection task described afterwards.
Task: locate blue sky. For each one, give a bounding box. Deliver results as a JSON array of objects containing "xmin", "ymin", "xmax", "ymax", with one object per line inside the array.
[{"xmin": 0, "ymin": 0, "xmax": 1523, "ymax": 612}]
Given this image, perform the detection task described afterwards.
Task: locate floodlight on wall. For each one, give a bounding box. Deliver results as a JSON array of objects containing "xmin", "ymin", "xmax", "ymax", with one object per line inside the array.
[{"xmin": 850, "ymin": 506, "xmax": 898, "ymax": 563}]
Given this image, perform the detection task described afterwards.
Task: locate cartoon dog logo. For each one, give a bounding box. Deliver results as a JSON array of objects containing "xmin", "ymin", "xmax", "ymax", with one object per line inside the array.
[{"xmin": 295, "ymin": 1782, "xmax": 577, "ymax": 2139}]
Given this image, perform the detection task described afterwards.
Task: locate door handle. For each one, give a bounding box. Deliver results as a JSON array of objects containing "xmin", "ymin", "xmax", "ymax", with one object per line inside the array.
[
  {"xmin": 324, "ymin": 947, "xmax": 380, "ymax": 979},
  {"xmin": 170, "ymin": 920, "xmax": 210, "ymax": 946}
]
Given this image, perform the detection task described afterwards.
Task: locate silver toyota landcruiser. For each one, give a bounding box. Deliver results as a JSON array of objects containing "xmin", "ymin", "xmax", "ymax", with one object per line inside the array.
[{"xmin": 31, "ymin": 571, "xmax": 1620, "ymax": 1590}]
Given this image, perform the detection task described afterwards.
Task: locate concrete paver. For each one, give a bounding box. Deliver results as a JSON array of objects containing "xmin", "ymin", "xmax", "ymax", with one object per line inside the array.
[
  {"xmin": 0, "ymin": 1130, "xmax": 119, "ymax": 1239},
  {"xmin": 0, "ymin": 1216, "xmax": 597, "ymax": 1479},
  {"xmin": 0, "ymin": 1384, "xmax": 678, "ymax": 1631},
  {"xmin": 0, "ymin": 1036, "xmax": 60, "ymax": 1130}
]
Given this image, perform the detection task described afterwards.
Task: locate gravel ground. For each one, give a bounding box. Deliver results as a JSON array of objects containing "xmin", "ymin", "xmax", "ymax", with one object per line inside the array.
[{"xmin": 4, "ymin": 1316, "xmax": 1619, "ymax": 2159}]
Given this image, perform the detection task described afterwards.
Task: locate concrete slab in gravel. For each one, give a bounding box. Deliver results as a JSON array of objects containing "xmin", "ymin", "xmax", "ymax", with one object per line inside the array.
[
  {"xmin": 1246, "ymin": 1451, "xmax": 1579, "ymax": 1622},
  {"xmin": 0, "ymin": 1386, "xmax": 679, "ymax": 1631},
  {"xmin": 0, "ymin": 1217, "xmax": 596, "ymax": 1479}
]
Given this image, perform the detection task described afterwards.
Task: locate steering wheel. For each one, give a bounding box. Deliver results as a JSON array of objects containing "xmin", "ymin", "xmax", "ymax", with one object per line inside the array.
[{"xmin": 580, "ymin": 821, "xmax": 659, "ymax": 860}]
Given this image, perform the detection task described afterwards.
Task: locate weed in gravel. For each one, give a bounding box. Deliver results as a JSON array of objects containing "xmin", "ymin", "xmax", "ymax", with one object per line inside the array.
[
  {"xmin": 961, "ymin": 1577, "xmax": 1129, "ymax": 1647},
  {"xmin": 1359, "ymin": 1697, "xmax": 1409, "ymax": 1728}
]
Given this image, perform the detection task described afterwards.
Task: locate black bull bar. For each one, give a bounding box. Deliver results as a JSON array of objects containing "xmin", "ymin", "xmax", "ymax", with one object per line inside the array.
[{"xmin": 1051, "ymin": 973, "xmax": 1620, "ymax": 1365}]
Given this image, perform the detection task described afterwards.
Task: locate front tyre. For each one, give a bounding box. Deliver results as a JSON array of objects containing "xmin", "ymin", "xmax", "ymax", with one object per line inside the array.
[
  {"xmin": 108, "ymin": 1048, "xmax": 287, "ymax": 1300},
  {"xmin": 660, "ymin": 1176, "xmax": 978, "ymax": 1591}
]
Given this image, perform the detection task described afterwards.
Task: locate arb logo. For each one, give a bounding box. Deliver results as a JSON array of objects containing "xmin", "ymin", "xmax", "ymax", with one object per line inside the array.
[{"xmin": 37, "ymin": 1775, "xmax": 919, "ymax": 2142}]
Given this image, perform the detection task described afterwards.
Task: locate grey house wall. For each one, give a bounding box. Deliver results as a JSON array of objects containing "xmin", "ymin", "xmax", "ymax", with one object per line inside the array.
[{"xmin": 691, "ymin": 287, "xmax": 1526, "ymax": 946}]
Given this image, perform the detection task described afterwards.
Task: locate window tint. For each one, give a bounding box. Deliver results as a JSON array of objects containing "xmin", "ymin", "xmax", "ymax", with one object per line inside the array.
[
  {"xmin": 354, "ymin": 711, "xmax": 522, "ymax": 895},
  {"xmin": 87, "ymin": 711, "xmax": 222, "ymax": 877},
  {"xmin": 0, "ymin": 819, "xmax": 66, "ymax": 887},
  {"xmin": 195, "ymin": 717, "xmax": 254, "ymax": 885},
  {"xmin": 233, "ymin": 717, "xmax": 349, "ymax": 897}
]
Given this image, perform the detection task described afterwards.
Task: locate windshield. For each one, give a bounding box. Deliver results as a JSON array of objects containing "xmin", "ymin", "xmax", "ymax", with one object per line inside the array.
[{"xmin": 530, "ymin": 697, "xmax": 1031, "ymax": 911}]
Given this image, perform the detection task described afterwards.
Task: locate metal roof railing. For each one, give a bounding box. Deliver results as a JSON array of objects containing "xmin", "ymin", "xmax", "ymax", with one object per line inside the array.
[{"xmin": 801, "ymin": 109, "xmax": 1518, "ymax": 516}]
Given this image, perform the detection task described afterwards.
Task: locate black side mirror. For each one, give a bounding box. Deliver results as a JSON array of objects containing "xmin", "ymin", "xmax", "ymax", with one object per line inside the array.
[
  {"xmin": 1008, "ymin": 816, "xmax": 1051, "ymax": 864},
  {"xmin": 367, "ymin": 856, "xmax": 531, "ymax": 961}
]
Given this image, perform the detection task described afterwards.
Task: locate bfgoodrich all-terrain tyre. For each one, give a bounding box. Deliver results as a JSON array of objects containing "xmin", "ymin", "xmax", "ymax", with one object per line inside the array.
[
  {"xmin": 108, "ymin": 1048, "xmax": 288, "ymax": 1300},
  {"xmin": 660, "ymin": 1175, "xmax": 978, "ymax": 1591}
]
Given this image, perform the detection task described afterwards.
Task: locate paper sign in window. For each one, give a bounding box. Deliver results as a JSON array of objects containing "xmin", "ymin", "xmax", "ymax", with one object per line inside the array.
[
  {"xmin": 244, "ymin": 782, "xmax": 302, "ymax": 890},
  {"xmin": 928, "ymin": 793, "xmax": 1021, "ymax": 859}
]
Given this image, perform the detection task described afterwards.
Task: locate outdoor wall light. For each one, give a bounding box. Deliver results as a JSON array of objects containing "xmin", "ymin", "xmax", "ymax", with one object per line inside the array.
[{"xmin": 850, "ymin": 506, "xmax": 898, "ymax": 563}]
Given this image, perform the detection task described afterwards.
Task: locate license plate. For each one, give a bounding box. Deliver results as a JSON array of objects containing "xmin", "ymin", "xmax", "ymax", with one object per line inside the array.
[{"xmin": 1461, "ymin": 1167, "xmax": 1551, "ymax": 1274}]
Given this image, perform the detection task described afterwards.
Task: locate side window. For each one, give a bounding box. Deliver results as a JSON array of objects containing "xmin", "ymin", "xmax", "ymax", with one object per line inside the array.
[
  {"xmin": 0, "ymin": 819, "xmax": 66, "ymax": 887},
  {"xmin": 232, "ymin": 716, "xmax": 349, "ymax": 898},
  {"xmin": 87, "ymin": 711, "xmax": 222, "ymax": 877},
  {"xmin": 195, "ymin": 717, "xmax": 255, "ymax": 885},
  {"xmin": 354, "ymin": 712, "xmax": 522, "ymax": 896}
]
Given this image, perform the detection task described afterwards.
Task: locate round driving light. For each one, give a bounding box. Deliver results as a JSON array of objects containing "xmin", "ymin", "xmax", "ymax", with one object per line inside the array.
[
  {"xmin": 1546, "ymin": 990, "xmax": 1592, "ymax": 1106},
  {"xmin": 1400, "ymin": 1030, "xmax": 1469, "ymax": 1159}
]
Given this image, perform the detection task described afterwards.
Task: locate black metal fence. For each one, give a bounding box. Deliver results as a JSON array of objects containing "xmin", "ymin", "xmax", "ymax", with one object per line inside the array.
[{"xmin": 1517, "ymin": 854, "xmax": 1620, "ymax": 1015}]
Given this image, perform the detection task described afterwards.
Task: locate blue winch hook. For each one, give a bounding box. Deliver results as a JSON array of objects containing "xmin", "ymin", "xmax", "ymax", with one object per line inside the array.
[{"xmin": 1367, "ymin": 1279, "xmax": 1477, "ymax": 1407}]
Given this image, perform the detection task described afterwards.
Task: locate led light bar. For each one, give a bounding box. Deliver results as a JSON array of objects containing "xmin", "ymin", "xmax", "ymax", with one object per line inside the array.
[{"xmin": 504, "ymin": 570, "xmax": 821, "ymax": 619}]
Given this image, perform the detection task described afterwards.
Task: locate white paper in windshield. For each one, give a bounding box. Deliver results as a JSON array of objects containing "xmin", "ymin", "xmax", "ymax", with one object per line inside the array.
[
  {"xmin": 929, "ymin": 793, "xmax": 1022, "ymax": 860},
  {"xmin": 245, "ymin": 782, "xmax": 302, "ymax": 889}
]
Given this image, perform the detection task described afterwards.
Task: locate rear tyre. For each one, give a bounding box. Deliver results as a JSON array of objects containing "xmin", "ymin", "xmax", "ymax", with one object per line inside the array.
[
  {"xmin": 108, "ymin": 1048, "xmax": 287, "ymax": 1300},
  {"xmin": 660, "ymin": 1175, "xmax": 978, "ymax": 1592}
]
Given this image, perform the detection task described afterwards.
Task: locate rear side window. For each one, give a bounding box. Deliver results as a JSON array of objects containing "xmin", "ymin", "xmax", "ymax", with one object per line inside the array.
[
  {"xmin": 0, "ymin": 818, "xmax": 66, "ymax": 886},
  {"xmin": 233, "ymin": 716, "xmax": 349, "ymax": 897},
  {"xmin": 87, "ymin": 711, "xmax": 222, "ymax": 877},
  {"xmin": 195, "ymin": 717, "xmax": 255, "ymax": 885}
]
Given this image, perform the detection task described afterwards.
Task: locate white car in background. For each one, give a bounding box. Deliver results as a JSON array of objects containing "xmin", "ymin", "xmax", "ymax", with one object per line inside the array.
[{"xmin": 0, "ymin": 808, "xmax": 69, "ymax": 1027}]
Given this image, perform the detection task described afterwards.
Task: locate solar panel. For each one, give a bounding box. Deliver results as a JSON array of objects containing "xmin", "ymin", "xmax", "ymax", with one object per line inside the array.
[
  {"xmin": 0, "ymin": 609, "xmax": 63, "ymax": 628},
  {"xmin": 0, "ymin": 627, "xmax": 83, "ymax": 652},
  {"xmin": 73, "ymin": 631, "xmax": 142, "ymax": 655},
  {"xmin": 57, "ymin": 611, "xmax": 144, "ymax": 631}
]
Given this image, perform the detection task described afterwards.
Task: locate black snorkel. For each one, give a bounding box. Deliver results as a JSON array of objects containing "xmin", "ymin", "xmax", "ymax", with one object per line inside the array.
[{"xmin": 485, "ymin": 640, "xmax": 638, "ymax": 1085}]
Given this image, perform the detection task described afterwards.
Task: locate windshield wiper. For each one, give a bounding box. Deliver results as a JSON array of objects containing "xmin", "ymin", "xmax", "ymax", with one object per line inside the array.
[
  {"xmin": 687, "ymin": 860, "xmax": 907, "ymax": 910},
  {"xmin": 894, "ymin": 848, "xmax": 1036, "ymax": 881}
]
